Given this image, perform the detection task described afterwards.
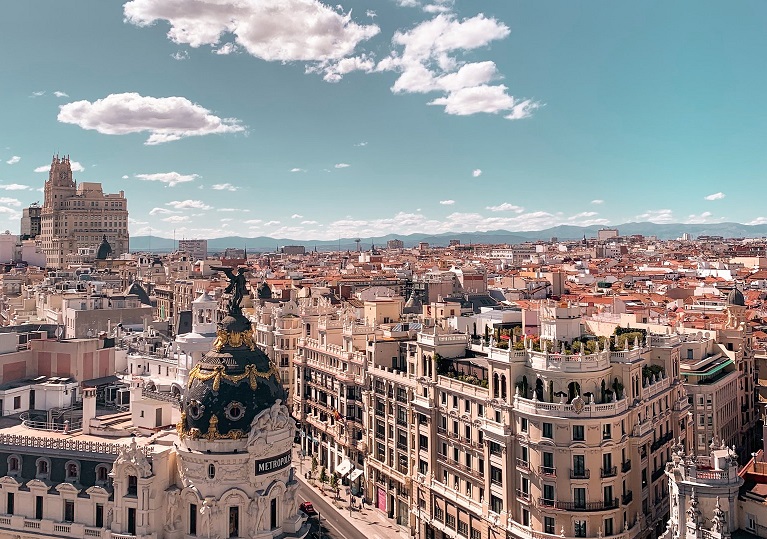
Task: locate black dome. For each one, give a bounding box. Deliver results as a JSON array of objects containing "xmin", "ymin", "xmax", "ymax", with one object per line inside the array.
[
  {"xmin": 727, "ymin": 287, "xmax": 745, "ymax": 307},
  {"xmin": 179, "ymin": 312, "xmax": 286, "ymax": 441},
  {"xmin": 96, "ymin": 235, "xmax": 112, "ymax": 260}
]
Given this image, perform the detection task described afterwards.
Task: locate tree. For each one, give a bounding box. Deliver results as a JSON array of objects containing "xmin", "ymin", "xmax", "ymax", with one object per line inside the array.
[
  {"xmin": 319, "ymin": 466, "xmax": 327, "ymax": 485},
  {"xmin": 329, "ymin": 474, "xmax": 339, "ymax": 499},
  {"xmin": 311, "ymin": 456, "xmax": 318, "ymax": 477}
]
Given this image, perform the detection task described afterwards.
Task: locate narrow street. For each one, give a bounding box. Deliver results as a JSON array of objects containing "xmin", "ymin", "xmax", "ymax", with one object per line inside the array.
[{"xmin": 297, "ymin": 482, "xmax": 367, "ymax": 539}]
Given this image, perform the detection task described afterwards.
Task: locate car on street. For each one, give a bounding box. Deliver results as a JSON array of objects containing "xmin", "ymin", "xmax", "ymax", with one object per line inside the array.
[{"xmin": 300, "ymin": 501, "xmax": 317, "ymax": 517}]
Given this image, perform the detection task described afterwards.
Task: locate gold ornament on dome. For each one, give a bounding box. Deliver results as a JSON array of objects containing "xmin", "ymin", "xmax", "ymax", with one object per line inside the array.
[
  {"xmin": 213, "ymin": 329, "xmax": 257, "ymax": 351},
  {"xmin": 187, "ymin": 363, "xmax": 279, "ymax": 392}
]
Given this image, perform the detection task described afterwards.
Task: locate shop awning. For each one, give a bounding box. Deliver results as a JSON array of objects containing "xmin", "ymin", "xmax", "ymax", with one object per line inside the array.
[
  {"xmin": 349, "ymin": 468, "xmax": 363, "ymax": 481},
  {"xmin": 336, "ymin": 459, "xmax": 353, "ymax": 477}
]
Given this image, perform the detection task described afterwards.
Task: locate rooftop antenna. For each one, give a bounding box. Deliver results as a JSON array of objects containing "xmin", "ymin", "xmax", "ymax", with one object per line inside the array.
[{"xmin": 355, "ymin": 238, "xmax": 361, "ymax": 252}]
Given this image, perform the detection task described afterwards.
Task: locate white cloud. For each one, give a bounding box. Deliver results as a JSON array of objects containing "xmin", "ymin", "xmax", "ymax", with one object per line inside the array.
[
  {"xmin": 685, "ymin": 212, "xmax": 723, "ymax": 224},
  {"xmin": 33, "ymin": 161, "xmax": 84, "ymax": 173},
  {"xmin": 219, "ymin": 208, "xmax": 248, "ymax": 212},
  {"xmin": 748, "ymin": 217, "xmax": 767, "ymax": 226},
  {"xmin": 291, "ymin": 214, "xmax": 304, "ymax": 219},
  {"xmin": 166, "ymin": 200, "xmax": 211, "ymax": 210},
  {"xmin": 245, "ymin": 219, "xmax": 262, "ymax": 225},
  {"xmin": 162, "ymin": 215, "xmax": 190, "ymax": 223},
  {"xmin": 301, "ymin": 220, "xmax": 318, "ymax": 225},
  {"xmin": 472, "ymin": 169, "xmax": 482, "ymax": 178},
  {"xmin": 376, "ymin": 13, "xmax": 540, "ymax": 118},
  {"xmin": 568, "ymin": 211, "xmax": 598, "ymax": 220},
  {"xmin": 211, "ymin": 183, "xmax": 239, "ymax": 191},
  {"xmin": 0, "ymin": 184, "xmax": 30, "ymax": 191},
  {"xmin": 366, "ymin": 10, "xmax": 376, "ymax": 18},
  {"xmin": 486, "ymin": 203, "xmax": 524, "ymax": 213},
  {"xmin": 149, "ymin": 207, "xmax": 178, "ymax": 215},
  {"xmin": 5, "ymin": 156, "xmax": 20, "ymax": 165},
  {"xmin": 135, "ymin": 172, "xmax": 199, "ymax": 187},
  {"xmin": 335, "ymin": 163, "xmax": 350, "ymax": 168},
  {"xmin": 53, "ymin": 91, "xmax": 69, "ymax": 98},
  {"xmin": 354, "ymin": 141, "xmax": 368, "ymax": 147},
  {"xmin": 0, "ymin": 198, "xmax": 21, "ymax": 207},
  {"xmin": 214, "ymin": 43, "xmax": 238, "ymax": 55},
  {"xmin": 122, "ymin": 175, "xmax": 129, "ymax": 179},
  {"xmin": 264, "ymin": 220, "xmax": 281, "ymax": 226},
  {"xmin": 310, "ymin": 54, "xmax": 376, "ymax": 82},
  {"xmin": 124, "ymin": 0, "xmax": 380, "ymax": 62},
  {"xmin": 29, "ymin": 91, "xmax": 45, "ymax": 98},
  {"xmin": 429, "ymin": 85, "xmax": 539, "ymax": 117},
  {"xmin": 439, "ymin": 200, "xmax": 455, "ymax": 205},
  {"xmin": 57, "ymin": 92, "xmax": 245, "ymax": 145},
  {"xmin": 636, "ymin": 209, "xmax": 674, "ymax": 224},
  {"xmin": 704, "ymin": 192, "xmax": 725, "ymax": 201},
  {"xmin": 290, "ymin": 168, "xmax": 306, "ymax": 173},
  {"xmin": 591, "ymin": 199, "xmax": 604, "ymax": 205},
  {"xmin": 171, "ymin": 50, "xmax": 189, "ymax": 61}
]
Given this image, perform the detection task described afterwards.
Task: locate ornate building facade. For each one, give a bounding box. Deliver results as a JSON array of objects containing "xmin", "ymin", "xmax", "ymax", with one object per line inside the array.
[{"xmin": 39, "ymin": 155, "xmax": 129, "ymax": 268}]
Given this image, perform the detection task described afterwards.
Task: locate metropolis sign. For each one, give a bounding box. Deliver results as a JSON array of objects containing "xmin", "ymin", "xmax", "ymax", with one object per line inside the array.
[{"xmin": 254, "ymin": 451, "xmax": 291, "ymax": 475}]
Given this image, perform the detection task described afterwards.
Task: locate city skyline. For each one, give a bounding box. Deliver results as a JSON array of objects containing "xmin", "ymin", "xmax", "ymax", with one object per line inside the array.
[{"xmin": 1, "ymin": 1, "xmax": 766, "ymax": 241}]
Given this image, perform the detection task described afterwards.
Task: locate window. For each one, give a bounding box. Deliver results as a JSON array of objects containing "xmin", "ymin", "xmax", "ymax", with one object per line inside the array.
[
  {"xmin": 35, "ymin": 496, "xmax": 43, "ymax": 520},
  {"xmin": 574, "ymin": 520, "xmax": 586, "ymax": 538},
  {"xmin": 544, "ymin": 517, "xmax": 555, "ymax": 534},
  {"xmin": 542, "ymin": 452, "xmax": 554, "ymax": 474},
  {"xmin": 543, "ymin": 422, "xmax": 553, "ymax": 439},
  {"xmin": 604, "ymin": 518, "xmax": 614, "ymax": 536},
  {"xmin": 13, "ymin": 396, "xmax": 20, "ymax": 410},
  {"xmin": 6, "ymin": 493, "xmax": 13, "ymax": 515},
  {"xmin": 521, "ymin": 418, "xmax": 528, "ymax": 432},
  {"xmin": 96, "ymin": 504, "xmax": 103, "ymax": 528},
  {"xmin": 573, "ymin": 425, "xmax": 584, "ymax": 441},
  {"xmin": 453, "ymin": 396, "xmax": 458, "ymax": 408},
  {"xmin": 64, "ymin": 500, "xmax": 75, "ymax": 522},
  {"xmin": 603, "ymin": 424, "xmax": 611, "ymax": 440},
  {"xmin": 574, "ymin": 488, "xmax": 586, "ymax": 509},
  {"xmin": 471, "ymin": 528, "xmax": 482, "ymax": 539},
  {"xmin": 490, "ymin": 495, "xmax": 503, "ymax": 514},
  {"xmin": 464, "ymin": 399, "xmax": 470, "ymax": 413},
  {"xmin": 458, "ymin": 520, "xmax": 468, "ymax": 536},
  {"xmin": 96, "ymin": 465, "xmax": 109, "ymax": 483},
  {"xmin": 543, "ymin": 484, "xmax": 555, "ymax": 504},
  {"xmin": 490, "ymin": 466, "xmax": 503, "ymax": 485},
  {"xmin": 419, "ymin": 434, "xmax": 429, "ymax": 451},
  {"xmin": 477, "ymin": 403, "xmax": 484, "ymax": 417},
  {"xmin": 573, "ymin": 455, "xmax": 586, "ymax": 477},
  {"xmin": 66, "ymin": 461, "xmax": 79, "ymax": 480},
  {"xmin": 490, "ymin": 441, "xmax": 502, "ymax": 456},
  {"xmin": 7, "ymin": 455, "xmax": 20, "ymax": 474},
  {"xmin": 208, "ymin": 464, "xmax": 216, "ymax": 479},
  {"xmin": 36, "ymin": 458, "xmax": 50, "ymax": 478},
  {"xmin": 127, "ymin": 475, "xmax": 138, "ymax": 496}
]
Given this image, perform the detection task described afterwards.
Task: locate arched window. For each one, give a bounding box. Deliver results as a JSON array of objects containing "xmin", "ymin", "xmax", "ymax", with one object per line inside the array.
[
  {"xmin": 568, "ymin": 382, "xmax": 580, "ymax": 402},
  {"xmin": 492, "ymin": 374, "xmax": 499, "ymax": 398},
  {"xmin": 96, "ymin": 464, "xmax": 109, "ymax": 484},
  {"xmin": 7, "ymin": 455, "xmax": 20, "ymax": 475},
  {"xmin": 35, "ymin": 458, "xmax": 50, "ymax": 478},
  {"xmin": 535, "ymin": 378, "xmax": 544, "ymax": 401},
  {"xmin": 65, "ymin": 461, "xmax": 79, "ymax": 480},
  {"xmin": 501, "ymin": 375, "xmax": 508, "ymax": 400}
]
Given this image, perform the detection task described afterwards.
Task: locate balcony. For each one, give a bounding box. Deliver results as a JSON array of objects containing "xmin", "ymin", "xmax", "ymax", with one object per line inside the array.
[
  {"xmin": 516, "ymin": 489, "xmax": 531, "ymax": 502},
  {"xmin": 516, "ymin": 458, "xmax": 531, "ymax": 472},
  {"xmin": 651, "ymin": 467, "xmax": 666, "ymax": 482},
  {"xmin": 651, "ymin": 432, "xmax": 674, "ymax": 452},
  {"xmin": 539, "ymin": 465, "xmax": 556, "ymax": 477},
  {"xmin": 621, "ymin": 460, "xmax": 632, "ymax": 473},
  {"xmin": 548, "ymin": 498, "xmax": 619, "ymax": 511},
  {"xmin": 601, "ymin": 466, "xmax": 617, "ymax": 478},
  {"xmin": 570, "ymin": 469, "xmax": 590, "ymax": 479},
  {"xmin": 622, "ymin": 491, "xmax": 633, "ymax": 505},
  {"xmin": 538, "ymin": 497, "xmax": 555, "ymax": 508}
]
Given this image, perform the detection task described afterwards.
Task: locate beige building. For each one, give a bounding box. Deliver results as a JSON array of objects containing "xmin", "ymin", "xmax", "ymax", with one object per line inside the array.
[{"xmin": 40, "ymin": 156, "xmax": 128, "ymax": 269}]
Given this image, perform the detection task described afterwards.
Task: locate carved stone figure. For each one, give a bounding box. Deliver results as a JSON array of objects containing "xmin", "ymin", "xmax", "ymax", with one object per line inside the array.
[
  {"xmin": 200, "ymin": 498, "xmax": 215, "ymax": 539},
  {"xmin": 247, "ymin": 399, "xmax": 291, "ymax": 445},
  {"xmin": 285, "ymin": 481, "xmax": 299, "ymax": 517},
  {"xmin": 166, "ymin": 490, "xmax": 181, "ymax": 531}
]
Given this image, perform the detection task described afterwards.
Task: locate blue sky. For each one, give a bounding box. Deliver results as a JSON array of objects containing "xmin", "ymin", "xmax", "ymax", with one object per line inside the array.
[{"xmin": 0, "ymin": 0, "xmax": 765, "ymax": 240}]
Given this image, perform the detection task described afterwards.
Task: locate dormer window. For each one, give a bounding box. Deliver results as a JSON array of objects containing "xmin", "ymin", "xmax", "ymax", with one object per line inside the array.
[
  {"xmin": 65, "ymin": 461, "xmax": 79, "ymax": 481},
  {"xmin": 36, "ymin": 458, "xmax": 50, "ymax": 479},
  {"xmin": 96, "ymin": 465, "xmax": 109, "ymax": 485},
  {"xmin": 7, "ymin": 455, "xmax": 20, "ymax": 475}
]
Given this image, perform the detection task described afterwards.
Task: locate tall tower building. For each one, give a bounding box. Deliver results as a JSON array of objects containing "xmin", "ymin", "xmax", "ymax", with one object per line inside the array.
[
  {"xmin": 20, "ymin": 202, "xmax": 41, "ymax": 239},
  {"xmin": 39, "ymin": 155, "xmax": 129, "ymax": 268}
]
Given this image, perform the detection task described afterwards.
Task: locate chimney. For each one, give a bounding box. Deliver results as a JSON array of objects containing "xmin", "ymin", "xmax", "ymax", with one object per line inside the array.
[{"xmin": 81, "ymin": 387, "xmax": 97, "ymax": 435}]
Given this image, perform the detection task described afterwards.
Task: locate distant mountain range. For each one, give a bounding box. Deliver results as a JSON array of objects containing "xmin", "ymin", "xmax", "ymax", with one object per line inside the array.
[{"xmin": 128, "ymin": 222, "xmax": 767, "ymax": 253}]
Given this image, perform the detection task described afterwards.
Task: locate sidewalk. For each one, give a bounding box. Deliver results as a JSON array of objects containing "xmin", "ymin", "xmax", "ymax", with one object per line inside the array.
[{"xmin": 293, "ymin": 452, "xmax": 409, "ymax": 539}]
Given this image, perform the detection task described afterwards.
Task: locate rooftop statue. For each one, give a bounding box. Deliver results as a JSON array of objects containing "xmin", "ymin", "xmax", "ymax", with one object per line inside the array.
[{"xmin": 212, "ymin": 266, "xmax": 249, "ymax": 315}]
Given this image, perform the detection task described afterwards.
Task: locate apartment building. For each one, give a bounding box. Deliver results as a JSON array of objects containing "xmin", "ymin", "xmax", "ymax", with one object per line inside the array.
[{"xmin": 39, "ymin": 156, "xmax": 129, "ymax": 268}]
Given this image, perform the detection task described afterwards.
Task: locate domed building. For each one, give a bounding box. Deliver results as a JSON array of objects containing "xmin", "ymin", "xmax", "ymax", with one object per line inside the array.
[{"xmin": 172, "ymin": 271, "xmax": 309, "ymax": 539}]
